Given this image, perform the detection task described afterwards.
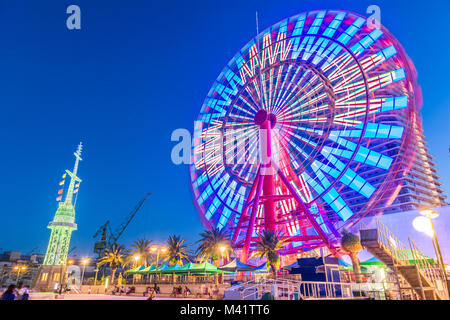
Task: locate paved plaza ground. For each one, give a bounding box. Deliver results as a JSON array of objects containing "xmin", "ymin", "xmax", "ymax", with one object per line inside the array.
[{"xmin": 29, "ymin": 292, "xmax": 207, "ymax": 300}]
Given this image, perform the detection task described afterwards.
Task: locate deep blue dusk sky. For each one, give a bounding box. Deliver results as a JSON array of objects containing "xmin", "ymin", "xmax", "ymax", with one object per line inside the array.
[{"xmin": 0, "ymin": 0, "xmax": 449, "ymax": 257}]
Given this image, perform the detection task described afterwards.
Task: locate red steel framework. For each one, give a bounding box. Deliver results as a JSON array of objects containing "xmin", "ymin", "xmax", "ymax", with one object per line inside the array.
[
  {"xmin": 235, "ymin": 110, "xmax": 341, "ymax": 262},
  {"xmin": 190, "ymin": 10, "xmax": 422, "ymax": 264}
]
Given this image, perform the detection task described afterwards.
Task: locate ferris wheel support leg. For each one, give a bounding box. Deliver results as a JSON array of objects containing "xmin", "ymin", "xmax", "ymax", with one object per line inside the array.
[
  {"xmin": 318, "ymin": 205, "xmax": 341, "ymax": 239},
  {"xmin": 241, "ymin": 171, "xmax": 264, "ymax": 263},
  {"xmin": 276, "ymin": 166, "xmax": 341, "ymax": 258},
  {"xmin": 260, "ymin": 119, "xmax": 277, "ymax": 232},
  {"xmin": 232, "ymin": 167, "xmax": 261, "ymax": 245},
  {"xmin": 262, "ymin": 168, "xmax": 276, "ymax": 232}
]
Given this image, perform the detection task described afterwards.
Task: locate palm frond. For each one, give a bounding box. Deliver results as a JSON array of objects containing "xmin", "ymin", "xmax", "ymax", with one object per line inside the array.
[
  {"xmin": 251, "ymin": 230, "xmax": 286, "ymax": 274},
  {"xmin": 195, "ymin": 228, "xmax": 233, "ymax": 264},
  {"xmin": 165, "ymin": 234, "xmax": 191, "ymax": 266}
]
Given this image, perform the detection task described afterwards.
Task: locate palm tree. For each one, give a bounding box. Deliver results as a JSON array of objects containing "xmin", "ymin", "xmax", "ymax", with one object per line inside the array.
[
  {"xmin": 97, "ymin": 243, "xmax": 129, "ymax": 285},
  {"xmin": 341, "ymin": 230, "xmax": 363, "ymax": 283},
  {"xmin": 252, "ymin": 230, "xmax": 286, "ymax": 277},
  {"xmin": 128, "ymin": 238, "xmax": 152, "ymax": 267},
  {"xmin": 165, "ymin": 235, "xmax": 190, "ymax": 266},
  {"xmin": 196, "ymin": 228, "xmax": 232, "ymax": 267}
]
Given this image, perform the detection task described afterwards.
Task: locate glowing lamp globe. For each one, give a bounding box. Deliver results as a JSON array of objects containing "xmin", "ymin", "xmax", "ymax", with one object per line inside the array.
[{"xmin": 413, "ymin": 216, "xmax": 434, "ymax": 238}]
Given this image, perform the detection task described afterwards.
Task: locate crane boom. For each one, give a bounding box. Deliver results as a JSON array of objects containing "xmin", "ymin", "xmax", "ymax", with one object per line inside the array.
[
  {"xmin": 26, "ymin": 246, "xmax": 39, "ymax": 256},
  {"xmin": 93, "ymin": 193, "xmax": 150, "ymax": 258},
  {"xmin": 93, "ymin": 220, "xmax": 111, "ymax": 238},
  {"xmin": 110, "ymin": 192, "xmax": 151, "ymax": 244}
]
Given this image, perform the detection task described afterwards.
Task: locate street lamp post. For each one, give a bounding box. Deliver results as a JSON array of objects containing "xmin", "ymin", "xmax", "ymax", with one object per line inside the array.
[
  {"xmin": 418, "ymin": 208, "xmax": 450, "ymax": 297},
  {"xmin": 134, "ymin": 254, "xmax": 141, "ymax": 267},
  {"xmin": 81, "ymin": 258, "xmax": 89, "ymax": 288},
  {"xmin": 93, "ymin": 268, "xmax": 99, "ymax": 286},
  {"xmin": 151, "ymin": 246, "xmax": 167, "ymax": 271},
  {"xmin": 133, "ymin": 255, "xmax": 140, "ymax": 284},
  {"xmin": 219, "ymin": 245, "xmax": 226, "ymax": 266},
  {"xmin": 58, "ymin": 260, "xmax": 65, "ymax": 295},
  {"xmin": 150, "ymin": 245, "xmax": 167, "ymax": 282},
  {"xmin": 58, "ymin": 258, "xmax": 74, "ymax": 295},
  {"xmin": 219, "ymin": 245, "xmax": 226, "ymax": 284},
  {"xmin": 66, "ymin": 259, "xmax": 74, "ymax": 289},
  {"xmin": 13, "ymin": 265, "xmax": 26, "ymax": 285}
]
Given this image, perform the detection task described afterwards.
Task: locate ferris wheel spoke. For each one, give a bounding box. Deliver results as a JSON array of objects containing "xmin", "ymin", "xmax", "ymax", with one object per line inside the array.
[
  {"xmin": 329, "ymin": 47, "xmax": 392, "ymax": 88},
  {"xmin": 227, "ymin": 113, "xmax": 254, "ymax": 122},
  {"xmin": 332, "ymin": 68, "xmax": 364, "ymax": 92},
  {"xmin": 274, "ymin": 69, "xmax": 313, "ymax": 115},
  {"xmin": 284, "ymin": 134, "xmax": 311, "ymax": 161},
  {"xmin": 277, "ymin": 80, "xmax": 326, "ymax": 120},
  {"xmin": 272, "ymin": 65, "xmax": 295, "ymax": 114},
  {"xmin": 279, "ymin": 122, "xmax": 324, "ymax": 137},
  {"xmin": 237, "ymin": 95, "xmax": 259, "ymax": 113},
  {"xmin": 327, "ymin": 53, "xmax": 355, "ymax": 81},
  {"xmin": 260, "ymin": 72, "xmax": 269, "ymax": 110},
  {"xmin": 225, "ymin": 122, "xmax": 254, "ymax": 129},
  {"xmin": 272, "ymin": 65, "xmax": 303, "ymax": 111},
  {"xmin": 246, "ymin": 78, "xmax": 262, "ymax": 108},
  {"xmin": 276, "ymin": 73, "xmax": 318, "ymax": 116},
  {"xmin": 231, "ymin": 103, "xmax": 257, "ymax": 117},
  {"xmin": 278, "ymin": 97, "xmax": 330, "ymax": 122},
  {"xmin": 223, "ymin": 127, "xmax": 257, "ymax": 163},
  {"xmin": 281, "ymin": 83, "xmax": 326, "ymax": 116},
  {"xmin": 234, "ymin": 145, "xmax": 257, "ymax": 174},
  {"xmin": 234, "ymin": 138, "xmax": 259, "ymax": 176},
  {"xmin": 266, "ymin": 68, "xmax": 274, "ymax": 112},
  {"xmin": 269, "ymin": 65, "xmax": 285, "ymax": 113},
  {"xmin": 290, "ymin": 131, "xmax": 319, "ymax": 150},
  {"xmin": 334, "ymin": 68, "xmax": 406, "ymax": 107}
]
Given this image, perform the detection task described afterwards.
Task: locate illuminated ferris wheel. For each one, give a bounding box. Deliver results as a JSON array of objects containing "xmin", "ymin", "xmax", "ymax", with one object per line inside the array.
[{"xmin": 190, "ymin": 9, "xmax": 419, "ymax": 260}]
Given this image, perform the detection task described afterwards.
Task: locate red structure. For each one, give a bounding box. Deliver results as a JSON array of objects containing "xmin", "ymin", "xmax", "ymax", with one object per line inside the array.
[
  {"xmin": 238, "ymin": 110, "xmax": 340, "ymax": 261},
  {"xmin": 190, "ymin": 9, "xmax": 421, "ymax": 260}
]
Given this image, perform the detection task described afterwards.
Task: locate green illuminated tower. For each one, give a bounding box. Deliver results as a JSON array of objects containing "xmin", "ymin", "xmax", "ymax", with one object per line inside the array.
[{"xmin": 43, "ymin": 143, "xmax": 83, "ymax": 265}]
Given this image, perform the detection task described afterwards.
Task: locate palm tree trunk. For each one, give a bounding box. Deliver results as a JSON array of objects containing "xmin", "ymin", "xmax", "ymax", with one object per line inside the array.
[
  {"xmin": 271, "ymin": 264, "xmax": 277, "ymax": 279},
  {"xmin": 111, "ymin": 267, "xmax": 117, "ymax": 286},
  {"xmin": 349, "ymin": 252, "xmax": 362, "ymax": 283},
  {"xmin": 213, "ymin": 258, "xmax": 220, "ymax": 284}
]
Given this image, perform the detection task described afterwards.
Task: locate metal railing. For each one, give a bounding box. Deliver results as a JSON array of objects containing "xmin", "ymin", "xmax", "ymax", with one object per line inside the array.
[
  {"xmin": 224, "ymin": 278, "xmax": 300, "ymax": 300},
  {"xmin": 224, "ymin": 277, "xmax": 385, "ymax": 300},
  {"xmin": 374, "ymin": 219, "xmax": 409, "ymax": 264},
  {"xmin": 409, "ymin": 238, "xmax": 448, "ymax": 299},
  {"xmin": 362, "ymin": 218, "xmax": 448, "ymax": 300}
]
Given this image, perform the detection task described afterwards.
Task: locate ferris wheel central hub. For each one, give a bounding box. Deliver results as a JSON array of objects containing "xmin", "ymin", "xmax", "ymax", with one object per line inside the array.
[{"xmin": 254, "ymin": 109, "xmax": 277, "ymax": 128}]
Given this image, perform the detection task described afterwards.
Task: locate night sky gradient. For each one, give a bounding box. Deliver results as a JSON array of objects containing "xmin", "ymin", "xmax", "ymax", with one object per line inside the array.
[{"xmin": 0, "ymin": 0, "xmax": 448, "ymax": 258}]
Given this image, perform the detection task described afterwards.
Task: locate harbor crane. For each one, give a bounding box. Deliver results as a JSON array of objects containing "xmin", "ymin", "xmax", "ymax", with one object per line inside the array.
[{"xmin": 93, "ymin": 192, "xmax": 151, "ymax": 258}]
